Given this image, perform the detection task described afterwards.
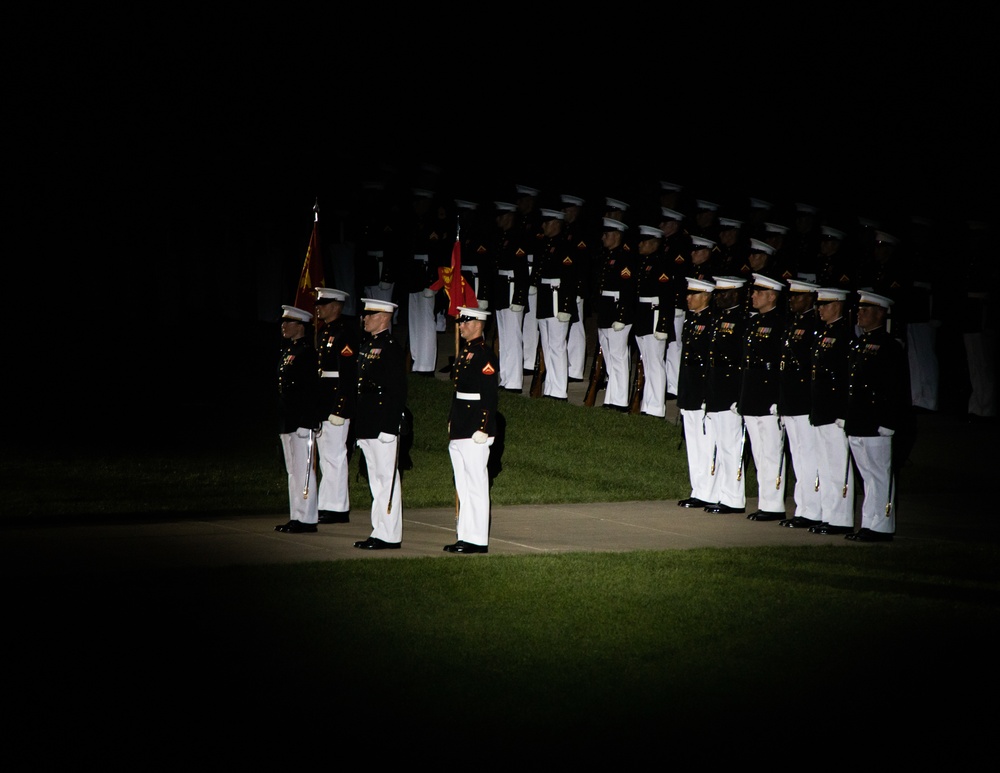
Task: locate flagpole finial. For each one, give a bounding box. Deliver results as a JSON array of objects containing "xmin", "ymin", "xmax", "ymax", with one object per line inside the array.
[
  {"xmin": 455, "ymin": 212, "xmax": 461, "ymax": 242},
  {"xmin": 313, "ymin": 198, "xmax": 320, "ymax": 221}
]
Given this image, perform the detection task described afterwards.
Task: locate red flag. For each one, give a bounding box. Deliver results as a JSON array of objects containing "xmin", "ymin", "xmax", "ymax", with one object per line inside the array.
[
  {"xmin": 430, "ymin": 238, "xmax": 479, "ymax": 316},
  {"xmin": 293, "ymin": 204, "xmax": 325, "ymax": 316}
]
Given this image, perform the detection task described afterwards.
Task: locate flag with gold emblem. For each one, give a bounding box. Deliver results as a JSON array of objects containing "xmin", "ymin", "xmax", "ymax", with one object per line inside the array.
[
  {"xmin": 429, "ymin": 236, "xmax": 478, "ymax": 316},
  {"xmin": 293, "ymin": 200, "xmax": 325, "ymax": 316}
]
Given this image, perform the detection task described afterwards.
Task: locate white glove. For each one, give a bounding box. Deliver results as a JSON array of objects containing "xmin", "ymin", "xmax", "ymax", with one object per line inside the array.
[
  {"xmin": 835, "ymin": 418, "xmax": 845, "ymax": 429},
  {"xmin": 654, "ymin": 331, "xmax": 669, "ymax": 341},
  {"xmin": 422, "ymin": 288, "xmax": 435, "ymax": 298},
  {"xmin": 378, "ymin": 432, "xmax": 395, "ymax": 443},
  {"xmin": 328, "ymin": 414, "xmax": 345, "ymax": 426},
  {"xmin": 557, "ymin": 312, "xmax": 571, "ymax": 323},
  {"xmin": 472, "ymin": 431, "xmax": 488, "ymax": 444},
  {"xmin": 769, "ymin": 404, "xmax": 778, "ymax": 416},
  {"xmin": 379, "ymin": 281, "xmax": 392, "ymax": 290},
  {"xmin": 510, "ymin": 304, "xmax": 524, "ymax": 313},
  {"xmin": 528, "ymin": 286, "xmax": 537, "ymax": 296},
  {"xmin": 612, "ymin": 322, "xmax": 625, "ymax": 332},
  {"xmin": 478, "ymin": 299, "xmax": 488, "ymax": 309},
  {"xmin": 730, "ymin": 402, "xmax": 739, "ymax": 414},
  {"xmin": 877, "ymin": 426, "xmax": 895, "ymax": 437}
]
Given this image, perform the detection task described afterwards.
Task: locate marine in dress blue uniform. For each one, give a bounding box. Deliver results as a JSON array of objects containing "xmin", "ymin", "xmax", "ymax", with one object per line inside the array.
[
  {"xmin": 702, "ymin": 276, "xmax": 749, "ymax": 514},
  {"xmin": 275, "ymin": 305, "xmax": 322, "ymax": 534},
  {"xmin": 777, "ymin": 279, "xmax": 823, "ymax": 528},
  {"xmin": 443, "ymin": 306, "xmax": 499, "ymax": 554},
  {"xmin": 595, "ymin": 217, "xmax": 638, "ymax": 410},
  {"xmin": 532, "ymin": 208, "xmax": 579, "ymax": 400},
  {"xmin": 660, "ymin": 207, "xmax": 693, "ymax": 398},
  {"xmin": 353, "ymin": 298, "xmax": 408, "ymax": 549},
  {"xmin": 844, "ymin": 290, "xmax": 911, "ymax": 541},
  {"xmin": 488, "ymin": 201, "xmax": 530, "ymax": 392},
  {"xmin": 676, "ymin": 277, "xmax": 718, "ymax": 508},
  {"xmin": 739, "ymin": 273, "xmax": 788, "ymax": 520},
  {"xmin": 401, "ymin": 189, "xmax": 451, "ymax": 375},
  {"xmin": 560, "ymin": 194, "xmax": 592, "ymax": 382},
  {"xmin": 313, "ymin": 287, "xmax": 358, "ymax": 524},
  {"xmin": 632, "ymin": 225, "xmax": 671, "ymax": 417},
  {"xmin": 807, "ymin": 287, "xmax": 857, "ymax": 535}
]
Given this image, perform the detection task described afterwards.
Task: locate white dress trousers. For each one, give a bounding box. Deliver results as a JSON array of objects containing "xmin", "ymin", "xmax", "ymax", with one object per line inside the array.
[
  {"xmin": 567, "ymin": 296, "xmax": 586, "ymax": 380},
  {"xmin": 496, "ymin": 306, "xmax": 524, "ymax": 391},
  {"xmin": 849, "ymin": 435, "xmax": 895, "ymax": 535},
  {"xmin": 636, "ymin": 332, "xmax": 667, "ymax": 417},
  {"xmin": 907, "ymin": 321, "xmax": 940, "ymax": 411},
  {"xmin": 538, "ymin": 314, "xmax": 569, "ymax": 399},
  {"xmin": 522, "ymin": 286, "xmax": 539, "ymax": 371},
  {"xmin": 316, "ymin": 417, "xmax": 351, "ymax": 513},
  {"xmin": 597, "ymin": 323, "xmax": 632, "ymax": 408},
  {"xmin": 449, "ymin": 437, "xmax": 494, "ymax": 547},
  {"xmin": 682, "ymin": 407, "xmax": 717, "ymax": 503},
  {"xmin": 744, "ymin": 414, "xmax": 787, "ymax": 512},
  {"xmin": 705, "ymin": 409, "xmax": 746, "ymax": 509},
  {"xmin": 280, "ymin": 428, "xmax": 319, "ymax": 524},
  {"xmin": 407, "ymin": 289, "xmax": 437, "ymax": 373},
  {"xmin": 665, "ymin": 309, "xmax": 685, "ymax": 395},
  {"xmin": 358, "ymin": 436, "xmax": 403, "ymax": 543},
  {"xmin": 782, "ymin": 413, "xmax": 822, "ymax": 521},
  {"xmin": 815, "ymin": 422, "xmax": 855, "ymax": 528}
]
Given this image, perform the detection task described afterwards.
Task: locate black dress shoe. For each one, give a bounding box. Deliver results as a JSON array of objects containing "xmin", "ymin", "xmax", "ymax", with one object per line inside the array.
[
  {"xmin": 705, "ymin": 504, "xmax": 746, "ymax": 514},
  {"xmin": 274, "ymin": 520, "xmax": 295, "ymax": 532},
  {"xmin": 781, "ymin": 516, "xmax": 822, "ymax": 529},
  {"xmin": 353, "ymin": 537, "xmax": 401, "ymax": 550},
  {"xmin": 279, "ymin": 520, "xmax": 318, "ymax": 534},
  {"xmin": 568, "ymin": 377, "xmax": 584, "ymax": 383},
  {"xmin": 504, "ymin": 387, "xmax": 523, "ymax": 393},
  {"xmin": 678, "ymin": 497, "xmax": 711, "ymax": 508},
  {"xmin": 547, "ymin": 396, "xmax": 568, "ymax": 402},
  {"xmin": 747, "ymin": 510, "xmax": 785, "ymax": 521},
  {"xmin": 318, "ymin": 510, "xmax": 350, "ymax": 524},
  {"xmin": 845, "ymin": 528, "xmax": 893, "ymax": 542},
  {"xmin": 443, "ymin": 541, "xmax": 489, "ymax": 554},
  {"xmin": 814, "ymin": 524, "xmax": 854, "ymax": 535}
]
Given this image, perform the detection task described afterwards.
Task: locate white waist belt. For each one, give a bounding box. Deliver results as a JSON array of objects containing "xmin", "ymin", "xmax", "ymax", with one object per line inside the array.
[
  {"xmin": 639, "ymin": 296, "xmax": 659, "ymax": 304},
  {"xmin": 498, "ymin": 269, "xmax": 514, "ymax": 278},
  {"xmin": 413, "ymin": 254, "xmax": 428, "ymax": 262},
  {"xmin": 602, "ymin": 290, "xmax": 620, "ymax": 299},
  {"xmin": 913, "ymin": 280, "xmax": 932, "ymax": 290},
  {"xmin": 541, "ymin": 277, "xmax": 559, "ymax": 286},
  {"xmin": 456, "ymin": 391, "xmax": 481, "ymax": 400},
  {"xmin": 321, "ymin": 371, "xmax": 340, "ymax": 378},
  {"xmin": 464, "ymin": 265, "xmax": 478, "ymax": 273}
]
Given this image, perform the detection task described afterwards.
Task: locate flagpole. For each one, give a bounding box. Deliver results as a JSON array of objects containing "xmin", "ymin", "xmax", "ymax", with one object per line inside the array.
[
  {"xmin": 453, "ymin": 213, "xmax": 461, "ymax": 523},
  {"xmin": 453, "ymin": 213, "xmax": 462, "ymax": 364}
]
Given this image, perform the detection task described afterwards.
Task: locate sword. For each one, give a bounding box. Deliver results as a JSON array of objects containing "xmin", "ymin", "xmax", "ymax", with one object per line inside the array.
[
  {"xmin": 814, "ymin": 468, "xmax": 820, "ymax": 493},
  {"xmin": 387, "ymin": 412, "xmax": 404, "ymax": 514},
  {"xmin": 737, "ymin": 421, "xmax": 746, "ymax": 481},
  {"xmin": 886, "ymin": 439, "xmax": 894, "ymax": 516},
  {"xmin": 842, "ymin": 445, "xmax": 851, "ymax": 498},
  {"xmin": 302, "ymin": 428, "xmax": 315, "ymax": 499},
  {"xmin": 710, "ymin": 444, "xmax": 717, "ymax": 476},
  {"xmin": 775, "ymin": 418, "xmax": 786, "ymax": 490}
]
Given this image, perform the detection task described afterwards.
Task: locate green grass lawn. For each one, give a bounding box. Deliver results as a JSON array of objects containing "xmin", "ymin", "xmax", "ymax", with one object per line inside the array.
[{"xmin": 4, "ymin": 372, "xmax": 998, "ymax": 754}]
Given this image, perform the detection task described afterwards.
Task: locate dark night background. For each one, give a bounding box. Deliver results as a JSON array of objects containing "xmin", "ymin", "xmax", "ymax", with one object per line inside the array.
[{"xmin": 11, "ymin": 11, "xmax": 998, "ymax": 431}]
